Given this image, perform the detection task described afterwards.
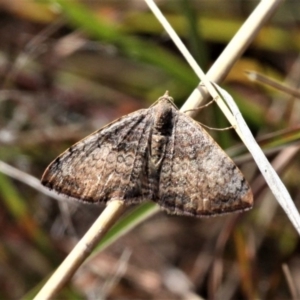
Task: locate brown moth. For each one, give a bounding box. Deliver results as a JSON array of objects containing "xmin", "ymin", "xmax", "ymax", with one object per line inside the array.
[{"xmin": 42, "ymin": 92, "xmax": 253, "ymax": 217}]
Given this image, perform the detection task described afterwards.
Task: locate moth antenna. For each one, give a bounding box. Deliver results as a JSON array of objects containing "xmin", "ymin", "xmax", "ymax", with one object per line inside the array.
[
  {"xmin": 196, "ymin": 121, "xmax": 234, "ymax": 131},
  {"xmin": 183, "ymin": 99, "xmax": 215, "ymax": 113}
]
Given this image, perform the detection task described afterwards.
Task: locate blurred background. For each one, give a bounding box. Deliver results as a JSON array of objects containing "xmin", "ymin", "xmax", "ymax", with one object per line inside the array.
[{"xmin": 0, "ymin": 0, "xmax": 300, "ymax": 299}]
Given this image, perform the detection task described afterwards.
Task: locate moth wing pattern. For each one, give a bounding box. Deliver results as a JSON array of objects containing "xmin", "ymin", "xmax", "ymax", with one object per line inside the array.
[
  {"xmin": 157, "ymin": 110, "xmax": 253, "ymax": 216},
  {"xmin": 42, "ymin": 94, "xmax": 253, "ymax": 217},
  {"xmin": 42, "ymin": 108, "xmax": 153, "ymax": 204}
]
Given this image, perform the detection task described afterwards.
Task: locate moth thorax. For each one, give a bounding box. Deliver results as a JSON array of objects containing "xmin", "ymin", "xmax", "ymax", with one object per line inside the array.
[{"xmin": 153, "ymin": 101, "xmax": 173, "ymax": 136}]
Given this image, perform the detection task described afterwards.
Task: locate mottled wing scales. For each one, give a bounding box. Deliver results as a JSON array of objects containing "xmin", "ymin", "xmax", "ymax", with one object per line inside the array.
[
  {"xmin": 42, "ymin": 109, "xmax": 152, "ymax": 203},
  {"xmin": 157, "ymin": 110, "xmax": 253, "ymax": 217},
  {"xmin": 42, "ymin": 95, "xmax": 253, "ymax": 218}
]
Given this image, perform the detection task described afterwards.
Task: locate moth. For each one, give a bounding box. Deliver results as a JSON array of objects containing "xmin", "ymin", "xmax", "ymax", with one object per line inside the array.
[{"xmin": 42, "ymin": 92, "xmax": 253, "ymax": 217}]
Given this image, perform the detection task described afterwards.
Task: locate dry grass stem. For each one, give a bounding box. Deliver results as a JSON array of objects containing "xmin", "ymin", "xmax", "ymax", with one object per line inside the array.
[
  {"xmin": 185, "ymin": 0, "xmax": 284, "ymax": 110},
  {"xmin": 33, "ymin": 200, "xmax": 125, "ymax": 300},
  {"xmin": 216, "ymin": 85, "xmax": 300, "ymax": 234},
  {"xmin": 246, "ymin": 70, "xmax": 300, "ymax": 99}
]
